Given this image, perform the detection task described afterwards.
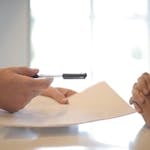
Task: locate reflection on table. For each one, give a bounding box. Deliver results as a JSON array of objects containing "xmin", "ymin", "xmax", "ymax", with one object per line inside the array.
[
  {"xmin": 0, "ymin": 113, "xmax": 148, "ymax": 150},
  {"xmin": 130, "ymin": 125, "xmax": 150, "ymax": 150}
]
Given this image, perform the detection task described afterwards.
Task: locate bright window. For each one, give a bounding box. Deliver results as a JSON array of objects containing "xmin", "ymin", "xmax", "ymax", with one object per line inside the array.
[{"xmin": 30, "ymin": 0, "xmax": 149, "ymax": 101}]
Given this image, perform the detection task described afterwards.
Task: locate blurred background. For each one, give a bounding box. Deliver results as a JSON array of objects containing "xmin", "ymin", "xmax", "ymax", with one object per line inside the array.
[{"xmin": 0, "ymin": 0, "xmax": 150, "ymax": 102}]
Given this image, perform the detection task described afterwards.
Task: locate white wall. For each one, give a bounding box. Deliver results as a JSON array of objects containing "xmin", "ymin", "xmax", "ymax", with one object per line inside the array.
[{"xmin": 0, "ymin": 0, "xmax": 30, "ymax": 67}]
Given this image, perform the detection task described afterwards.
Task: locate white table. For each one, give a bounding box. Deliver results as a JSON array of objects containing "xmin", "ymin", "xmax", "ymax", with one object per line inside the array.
[{"xmin": 0, "ymin": 112, "xmax": 148, "ymax": 150}]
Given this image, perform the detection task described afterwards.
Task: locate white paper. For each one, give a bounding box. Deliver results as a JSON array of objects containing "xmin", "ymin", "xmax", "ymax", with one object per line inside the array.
[{"xmin": 0, "ymin": 82, "xmax": 135, "ymax": 127}]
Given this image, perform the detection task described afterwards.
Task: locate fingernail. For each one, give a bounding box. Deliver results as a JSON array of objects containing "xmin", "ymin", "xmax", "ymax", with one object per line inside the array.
[{"xmin": 62, "ymin": 98, "xmax": 69, "ymax": 104}]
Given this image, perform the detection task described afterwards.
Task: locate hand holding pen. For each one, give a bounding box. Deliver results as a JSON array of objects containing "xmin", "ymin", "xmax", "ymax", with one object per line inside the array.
[
  {"xmin": 0, "ymin": 67, "xmax": 52, "ymax": 113},
  {"xmin": 33, "ymin": 73, "xmax": 87, "ymax": 104},
  {"xmin": 0, "ymin": 67, "xmax": 83, "ymax": 113}
]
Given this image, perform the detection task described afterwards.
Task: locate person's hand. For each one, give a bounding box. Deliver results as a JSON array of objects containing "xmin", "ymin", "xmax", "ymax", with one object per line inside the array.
[
  {"xmin": 134, "ymin": 72, "xmax": 150, "ymax": 96},
  {"xmin": 130, "ymin": 72, "xmax": 150, "ymax": 112},
  {"xmin": 42, "ymin": 86, "xmax": 77, "ymax": 104},
  {"xmin": 130, "ymin": 72, "xmax": 150, "ymax": 127},
  {"xmin": 0, "ymin": 66, "xmax": 52, "ymax": 113}
]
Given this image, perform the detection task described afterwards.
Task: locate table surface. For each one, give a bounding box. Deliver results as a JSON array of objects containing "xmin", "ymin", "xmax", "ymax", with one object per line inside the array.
[{"xmin": 0, "ymin": 112, "xmax": 149, "ymax": 150}]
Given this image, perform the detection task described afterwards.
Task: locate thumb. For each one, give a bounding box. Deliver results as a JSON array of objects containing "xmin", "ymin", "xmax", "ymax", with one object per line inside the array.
[
  {"xmin": 13, "ymin": 67, "xmax": 39, "ymax": 77},
  {"xmin": 42, "ymin": 87, "xmax": 69, "ymax": 104}
]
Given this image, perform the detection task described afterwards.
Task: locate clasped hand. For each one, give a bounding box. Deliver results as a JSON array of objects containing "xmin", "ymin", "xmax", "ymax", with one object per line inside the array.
[{"xmin": 130, "ymin": 72, "xmax": 150, "ymax": 127}]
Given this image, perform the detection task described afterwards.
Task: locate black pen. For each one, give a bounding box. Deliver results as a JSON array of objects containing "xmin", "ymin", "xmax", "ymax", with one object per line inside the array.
[{"xmin": 33, "ymin": 73, "xmax": 87, "ymax": 79}]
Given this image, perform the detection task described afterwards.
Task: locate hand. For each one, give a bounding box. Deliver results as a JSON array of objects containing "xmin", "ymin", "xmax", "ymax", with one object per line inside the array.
[
  {"xmin": 136, "ymin": 72, "xmax": 150, "ymax": 96},
  {"xmin": 0, "ymin": 66, "xmax": 52, "ymax": 113},
  {"xmin": 42, "ymin": 86, "xmax": 77, "ymax": 104},
  {"xmin": 130, "ymin": 72, "xmax": 150, "ymax": 127},
  {"xmin": 130, "ymin": 72, "xmax": 150, "ymax": 112}
]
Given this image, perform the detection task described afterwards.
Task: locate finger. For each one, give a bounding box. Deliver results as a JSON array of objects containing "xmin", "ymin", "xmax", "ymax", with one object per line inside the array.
[
  {"xmin": 129, "ymin": 97, "xmax": 143, "ymax": 113},
  {"xmin": 56, "ymin": 87, "xmax": 77, "ymax": 97},
  {"xmin": 13, "ymin": 67, "xmax": 39, "ymax": 77},
  {"xmin": 132, "ymin": 87, "xmax": 145, "ymax": 104},
  {"xmin": 142, "ymin": 72, "xmax": 150, "ymax": 95},
  {"xmin": 132, "ymin": 83, "xmax": 138, "ymax": 94},
  {"xmin": 129, "ymin": 97, "xmax": 134, "ymax": 105},
  {"xmin": 31, "ymin": 78, "xmax": 53, "ymax": 89},
  {"xmin": 42, "ymin": 87, "xmax": 69, "ymax": 104},
  {"xmin": 138, "ymin": 73, "xmax": 148, "ymax": 95},
  {"xmin": 137, "ymin": 76, "xmax": 148, "ymax": 95},
  {"xmin": 133, "ymin": 102, "xmax": 143, "ymax": 113}
]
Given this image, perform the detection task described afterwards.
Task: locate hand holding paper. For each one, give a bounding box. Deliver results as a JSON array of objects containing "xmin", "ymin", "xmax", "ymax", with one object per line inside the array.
[{"xmin": 0, "ymin": 82, "xmax": 135, "ymax": 127}]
